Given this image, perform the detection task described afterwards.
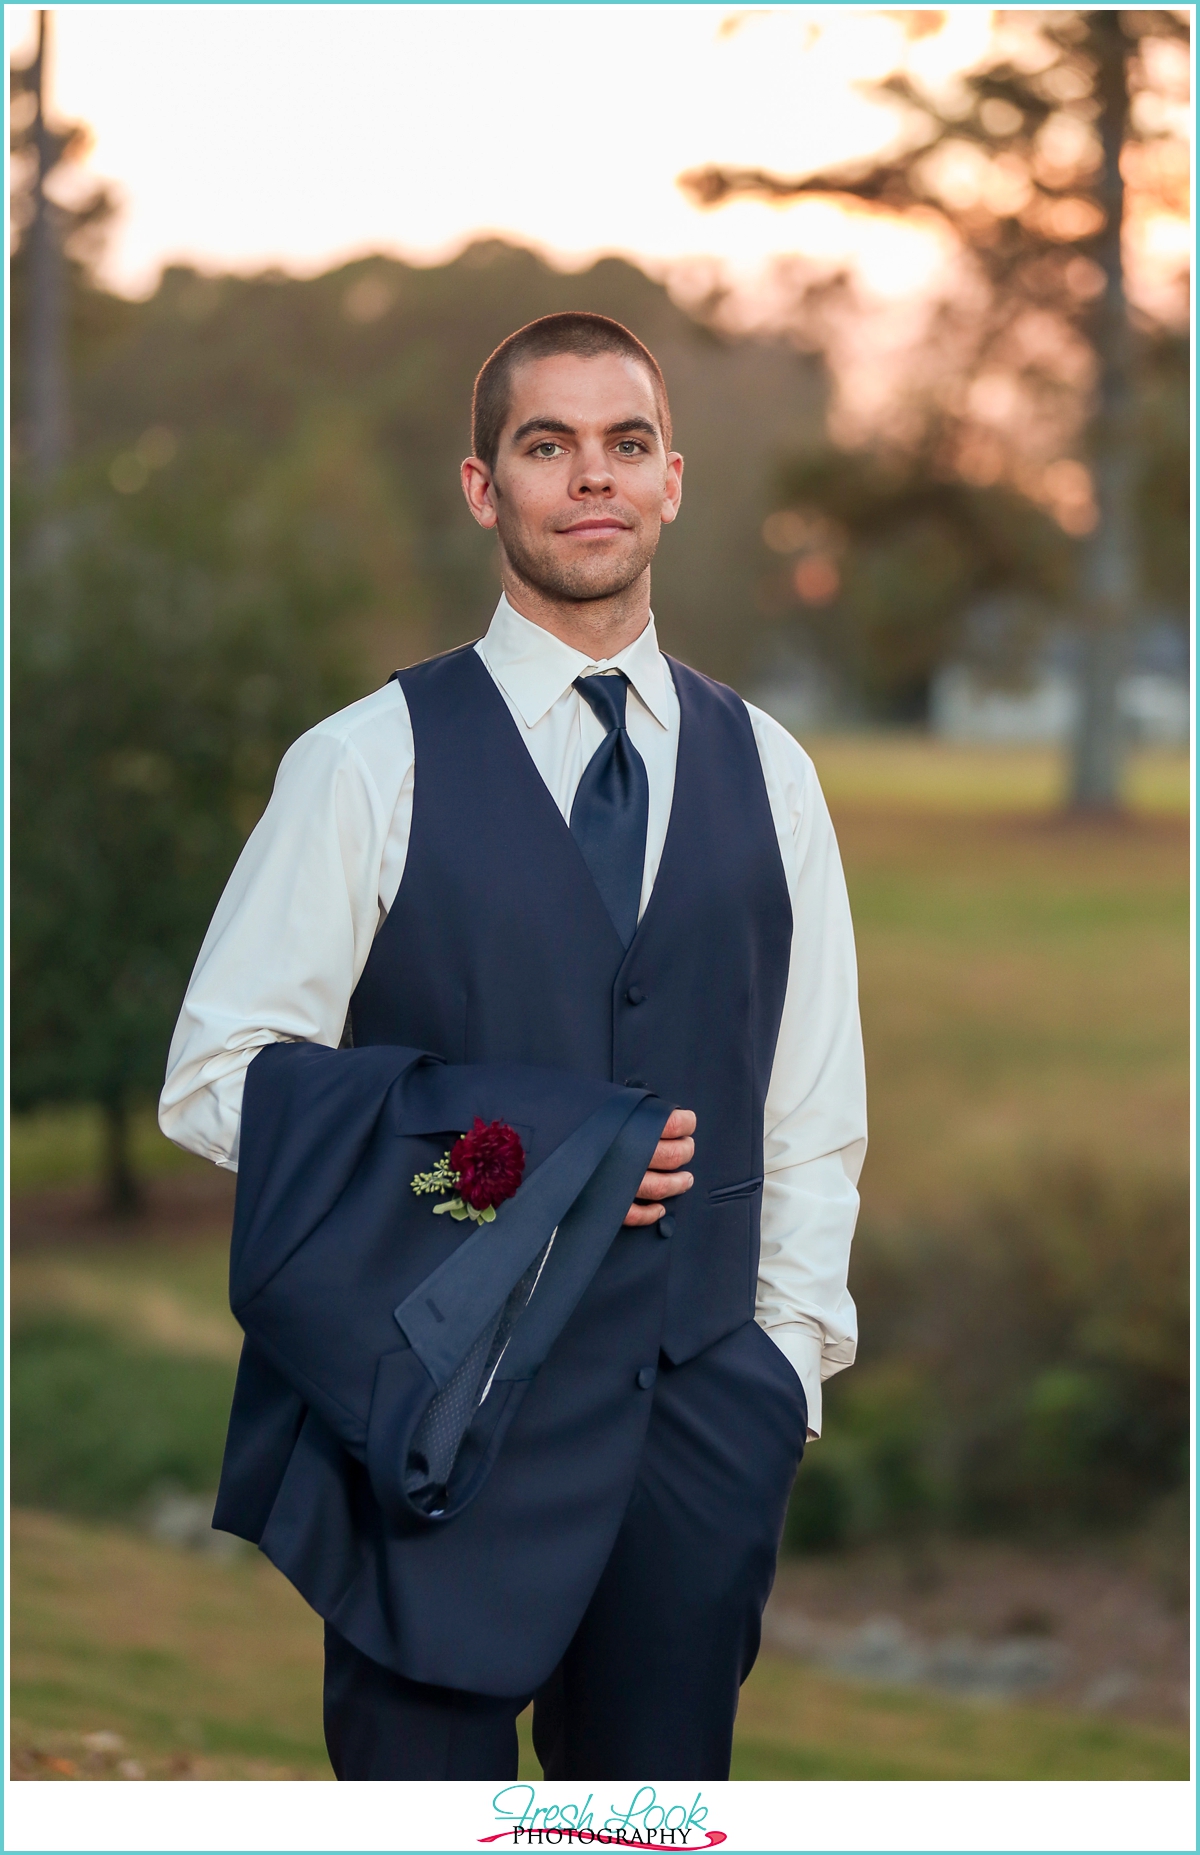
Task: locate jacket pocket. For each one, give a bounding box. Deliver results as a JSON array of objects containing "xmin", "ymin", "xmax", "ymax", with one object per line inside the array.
[{"xmin": 707, "ymin": 1175, "xmax": 764, "ymax": 1204}]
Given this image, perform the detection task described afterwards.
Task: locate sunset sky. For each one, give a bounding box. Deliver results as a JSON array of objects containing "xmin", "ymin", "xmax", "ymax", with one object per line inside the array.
[
  {"xmin": 7, "ymin": 5, "xmax": 1013, "ymax": 300},
  {"xmin": 7, "ymin": 5, "xmax": 1190, "ymax": 357}
]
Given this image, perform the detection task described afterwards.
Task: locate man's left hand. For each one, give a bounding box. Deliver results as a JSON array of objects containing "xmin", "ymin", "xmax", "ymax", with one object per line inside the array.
[{"xmin": 623, "ymin": 1108, "xmax": 696, "ymax": 1226}]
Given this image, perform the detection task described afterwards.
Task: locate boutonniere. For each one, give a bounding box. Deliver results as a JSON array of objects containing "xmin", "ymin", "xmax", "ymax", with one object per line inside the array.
[{"xmin": 411, "ymin": 1117, "xmax": 526, "ymax": 1224}]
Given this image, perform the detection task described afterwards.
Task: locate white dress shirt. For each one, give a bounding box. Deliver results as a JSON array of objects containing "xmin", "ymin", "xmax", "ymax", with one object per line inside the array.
[{"xmin": 160, "ymin": 596, "xmax": 867, "ymax": 1435}]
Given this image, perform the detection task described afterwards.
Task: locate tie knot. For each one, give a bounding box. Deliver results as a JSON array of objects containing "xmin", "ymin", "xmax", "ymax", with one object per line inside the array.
[{"xmin": 574, "ymin": 671, "xmax": 630, "ymax": 734}]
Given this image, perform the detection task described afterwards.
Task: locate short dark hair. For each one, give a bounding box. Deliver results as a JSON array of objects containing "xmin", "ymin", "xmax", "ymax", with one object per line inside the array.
[{"xmin": 471, "ymin": 312, "xmax": 672, "ymax": 469}]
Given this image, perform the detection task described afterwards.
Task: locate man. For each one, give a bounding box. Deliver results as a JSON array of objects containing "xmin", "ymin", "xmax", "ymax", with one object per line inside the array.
[{"xmin": 160, "ymin": 311, "xmax": 865, "ymax": 1781}]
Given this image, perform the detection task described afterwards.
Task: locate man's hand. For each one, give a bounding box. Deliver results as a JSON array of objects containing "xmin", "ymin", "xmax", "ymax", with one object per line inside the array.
[{"xmin": 623, "ymin": 1108, "xmax": 696, "ymax": 1226}]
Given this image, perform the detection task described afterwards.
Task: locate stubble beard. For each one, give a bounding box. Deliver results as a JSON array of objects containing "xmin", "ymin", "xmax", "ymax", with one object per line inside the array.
[{"xmin": 496, "ymin": 509, "xmax": 660, "ymax": 606}]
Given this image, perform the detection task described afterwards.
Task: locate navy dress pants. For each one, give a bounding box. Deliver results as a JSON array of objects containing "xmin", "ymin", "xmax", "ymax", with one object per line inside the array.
[{"xmin": 323, "ymin": 1320, "xmax": 808, "ymax": 1781}]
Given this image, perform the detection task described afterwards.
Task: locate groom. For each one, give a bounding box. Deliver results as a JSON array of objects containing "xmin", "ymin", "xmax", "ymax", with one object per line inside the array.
[{"xmin": 160, "ymin": 311, "xmax": 866, "ymax": 1780}]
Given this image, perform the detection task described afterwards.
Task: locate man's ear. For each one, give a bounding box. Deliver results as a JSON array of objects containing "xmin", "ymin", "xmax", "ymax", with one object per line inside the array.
[
  {"xmin": 660, "ymin": 452, "xmax": 684, "ymax": 526},
  {"xmin": 461, "ymin": 457, "xmax": 499, "ymax": 530}
]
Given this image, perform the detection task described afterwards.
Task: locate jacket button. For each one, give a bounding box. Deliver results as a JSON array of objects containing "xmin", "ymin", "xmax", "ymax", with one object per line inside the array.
[
  {"xmin": 626, "ymin": 984, "xmax": 646, "ymax": 1005},
  {"xmin": 624, "ymin": 1076, "xmax": 646, "ymax": 1089},
  {"xmin": 637, "ymin": 1366, "xmax": 657, "ymax": 1390},
  {"xmin": 656, "ymin": 1214, "xmax": 675, "ymax": 1239}
]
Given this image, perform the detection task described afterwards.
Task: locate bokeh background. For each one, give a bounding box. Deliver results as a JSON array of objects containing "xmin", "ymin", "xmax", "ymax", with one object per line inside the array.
[{"xmin": 8, "ymin": 4, "xmax": 1190, "ymax": 1784}]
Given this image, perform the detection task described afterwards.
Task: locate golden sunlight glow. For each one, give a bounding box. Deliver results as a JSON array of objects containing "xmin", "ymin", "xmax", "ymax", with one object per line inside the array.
[
  {"xmin": 5, "ymin": 5, "xmax": 987, "ymax": 298},
  {"xmin": 6, "ymin": 4, "xmax": 1188, "ymax": 332}
]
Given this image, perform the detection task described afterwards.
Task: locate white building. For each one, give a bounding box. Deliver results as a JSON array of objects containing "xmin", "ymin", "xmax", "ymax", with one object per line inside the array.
[{"xmin": 929, "ymin": 664, "xmax": 1190, "ymax": 748}]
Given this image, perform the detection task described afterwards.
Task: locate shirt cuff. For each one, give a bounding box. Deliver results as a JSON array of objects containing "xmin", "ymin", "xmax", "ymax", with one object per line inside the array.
[{"xmin": 754, "ymin": 1319, "xmax": 825, "ymax": 1438}]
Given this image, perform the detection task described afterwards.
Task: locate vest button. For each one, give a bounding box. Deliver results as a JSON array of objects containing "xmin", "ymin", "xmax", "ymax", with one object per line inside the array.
[
  {"xmin": 636, "ymin": 1366, "xmax": 657, "ymax": 1390},
  {"xmin": 656, "ymin": 1214, "xmax": 675, "ymax": 1239},
  {"xmin": 626, "ymin": 984, "xmax": 646, "ymax": 1005},
  {"xmin": 624, "ymin": 1076, "xmax": 646, "ymax": 1089}
]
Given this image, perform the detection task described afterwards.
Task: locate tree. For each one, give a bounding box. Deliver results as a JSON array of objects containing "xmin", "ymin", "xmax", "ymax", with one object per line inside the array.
[
  {"xmin": 759, "ymin": 447, "xmax": 1072, "ymax": 720},
  {"xmin": 9, "ymin": 9, "xmax": 123, "ymax": 479},
  {"xmin": 682, "ymin": 9, "xmax": 1190, "ymax": 806},
  {"xmin": 9, "ymin": 459, "xmax": 362, "ymax": 1212},
  {"xmin": 66, "ymin": 242, "xmax": 827, "ymax": 689},
  {"xmin": 8, "ymin": 37, "xmax": 369, "ymax": 1212}
]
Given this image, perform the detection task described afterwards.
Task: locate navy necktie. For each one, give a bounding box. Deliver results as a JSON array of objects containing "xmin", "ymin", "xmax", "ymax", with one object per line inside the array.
[{"xmin": 569, "ymin": 672, "xmax": 649, "ymax": 949}]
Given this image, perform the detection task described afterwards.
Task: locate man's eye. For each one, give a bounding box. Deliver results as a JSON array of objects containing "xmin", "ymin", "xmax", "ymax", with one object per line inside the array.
[
  {"xmin": 615, "ymin": 440, "xmax": 645, "ymax": 456},
  {"xmin": 532, "ymin": 442, "xmax": 566, "ymax": 458}
]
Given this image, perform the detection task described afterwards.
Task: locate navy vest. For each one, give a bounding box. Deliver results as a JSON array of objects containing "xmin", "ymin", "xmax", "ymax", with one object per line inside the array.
[
  {"xmin": 351, "ymin": 643, "xmax": 793, "ymax": 1363},
  {"xmin": 215, "ymin": 642, "xmax": 798, "ymax": 1696}
]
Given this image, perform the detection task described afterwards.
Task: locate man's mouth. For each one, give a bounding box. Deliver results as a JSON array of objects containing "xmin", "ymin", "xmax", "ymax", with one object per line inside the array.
[{"xmin": 558, "ymin": 518, "xmax": 630, "ymax": 536}]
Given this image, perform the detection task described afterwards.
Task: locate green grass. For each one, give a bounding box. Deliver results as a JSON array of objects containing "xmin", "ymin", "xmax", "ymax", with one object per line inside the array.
[
  {"xmin": 804, "ymin": 735, "xmax": 1188, "ymax": 817},
  {"xmin": 11, "ymin": 1317, "xmax": 238, "ymax": 1518},
  {"xmin": 11, "ymin": 1509, "xmax": 1188, "ymax": 1782},
  {"xmin": 802, "ymin": 750, "xmax": 1189, "ymax": 1228},
  {"xmin": 10, "ymin": 1249, "xmax": 1190, "ymax": 1783},
  {"xmin": 11, "ymin": 1509, "xmax": 332, "ymax": 1781},
  {"xmin": 11, "ymin": 1237, "xmax": 237, "ymax": 1348},
  {"xmin": 10, "ymin": 1230, "xmax": 243, "ymax": 1521},
  {"xmin": 732, "ymin": 1654, "xmax": 1189, "ymax": 1779}
]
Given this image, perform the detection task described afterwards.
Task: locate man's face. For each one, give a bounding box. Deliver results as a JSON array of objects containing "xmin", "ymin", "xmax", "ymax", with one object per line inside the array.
[{"xmin": 464, "ymin": 352, "xmax": 683, "ymax": 604}]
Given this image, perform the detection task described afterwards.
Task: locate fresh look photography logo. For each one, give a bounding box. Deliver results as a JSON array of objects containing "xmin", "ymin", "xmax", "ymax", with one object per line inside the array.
[{"xmin": 480, "ymin": 1785, "xmax": 727, "ymax": 1848}]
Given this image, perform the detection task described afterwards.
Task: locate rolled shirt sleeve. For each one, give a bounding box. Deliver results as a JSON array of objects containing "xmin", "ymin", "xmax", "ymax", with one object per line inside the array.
[
  {"xmin": 746, "ymin": 704, "xmax": 867, "ymax": 1437},
  {"xmin": 158, "ymin": 685, "xmax": 414, "ymax": 1168}
]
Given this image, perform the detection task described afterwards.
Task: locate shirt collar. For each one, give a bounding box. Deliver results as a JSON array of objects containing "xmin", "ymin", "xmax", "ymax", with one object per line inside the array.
[{"xmin": 479, "ymin": 594, "xmax": 673, "ymax": 731}]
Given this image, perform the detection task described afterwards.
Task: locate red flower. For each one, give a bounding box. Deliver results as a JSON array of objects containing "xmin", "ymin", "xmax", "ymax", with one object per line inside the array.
[{"xmin": 450, "ymin": 1118, "xmax": 526, "ymax": 1212}]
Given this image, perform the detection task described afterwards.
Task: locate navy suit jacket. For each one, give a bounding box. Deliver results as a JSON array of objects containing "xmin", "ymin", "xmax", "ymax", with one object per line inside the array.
[{"xmin": 214, "ymin": 1040, "xmax": 667, "ymax": 1686}]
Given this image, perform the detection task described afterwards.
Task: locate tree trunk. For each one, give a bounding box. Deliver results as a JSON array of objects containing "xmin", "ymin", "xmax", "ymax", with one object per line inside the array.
[
  {"xmin": 1071, "ymin": 620, "xmax": 1127, "ymax": 808},
  {"xmin": 102, "ymin": 1095, "xmax": 142, "ymax": 1218},
  {"xmin": 1070, "ymin": 13, "xmax": 1136, "ymax": 813},
  {"xmin": 27, "ymin": 9, "xmax": 69, "ymax": 484}
]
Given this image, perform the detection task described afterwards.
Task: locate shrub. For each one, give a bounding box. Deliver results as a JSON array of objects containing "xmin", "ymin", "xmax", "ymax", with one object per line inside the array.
[{"xmin": 785, "ymin": 1163, "xmax": 1189, "ymax": 1549}]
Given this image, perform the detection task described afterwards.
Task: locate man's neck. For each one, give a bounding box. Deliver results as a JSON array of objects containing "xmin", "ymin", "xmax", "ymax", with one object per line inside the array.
[{"xmin": 499, "ymin": 564, "xmax": 652, "ymax": 660}]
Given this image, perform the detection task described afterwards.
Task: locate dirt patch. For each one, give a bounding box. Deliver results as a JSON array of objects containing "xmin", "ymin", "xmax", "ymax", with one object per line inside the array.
[
  {"xmin": 9, "ymin": 1722, "xmax": 324, "ymax": 1782},
  {"xmin": 10, "ymin": 1170, "xmax": 237, "ymax": 1251}
]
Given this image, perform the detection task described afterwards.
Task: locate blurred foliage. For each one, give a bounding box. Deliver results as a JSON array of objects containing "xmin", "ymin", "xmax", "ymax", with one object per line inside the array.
[
  {"xmin": 9, "ymin": 457, "xmax": 360, "ymax": 1206},
  {"xmin": 764, "ymin": 448, "xmax": 1073, "ymax": 719},
  {"xmin": 8, "ymin": 24, "xmax": 134, "ymax": 448},
  {"xmin": 685, "ymin": 12, "xmax": 1191, "ymax": 735},
  {"xmin": 53, "ymin": 243, "xmax": 825, "ymax": 686},
  {"xmin": 786, "ymin": 1164, "xmax": 1189, "ymax": 1551},
  {"xmin": 683, "ymin": 10, "xmax": 1189, "ymax": 480},
  {"xmin": 760, "ymin": 325, "xmax": 1188, "ymax": 721}
]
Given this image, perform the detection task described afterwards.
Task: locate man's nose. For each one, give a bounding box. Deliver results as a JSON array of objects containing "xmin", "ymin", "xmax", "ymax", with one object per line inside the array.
[{"xmin": 570, "ymin": 446, "xmax": 616, "ymax": 495}]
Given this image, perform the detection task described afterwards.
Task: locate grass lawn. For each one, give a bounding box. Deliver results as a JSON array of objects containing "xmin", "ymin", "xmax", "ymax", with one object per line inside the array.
[
  {"xmin": 11, "ymin": 1509, "xmax": 330, "ymax": 1781},
  {"xmin": 10, "ymin": 1236, "xmax": 242, "ymax": 1518},
  {"xmin": 11, "ymin": 1509, "xmax": 1188, "ymax": 1783},
  {"xmin": 803, "ymin": 736, "xmax": 1188, "ymax": 817},
  {"xmin": 11, "ymin": 1237, "xmax": 238, "ymax": 1361},
  {"xmin": 10, "ymin": 1242, "xmax": 1190, "ymax": 1783},
  {"xmin": 806, "ymin": 738, "xmax": 1189, "ymax": 1227}
]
